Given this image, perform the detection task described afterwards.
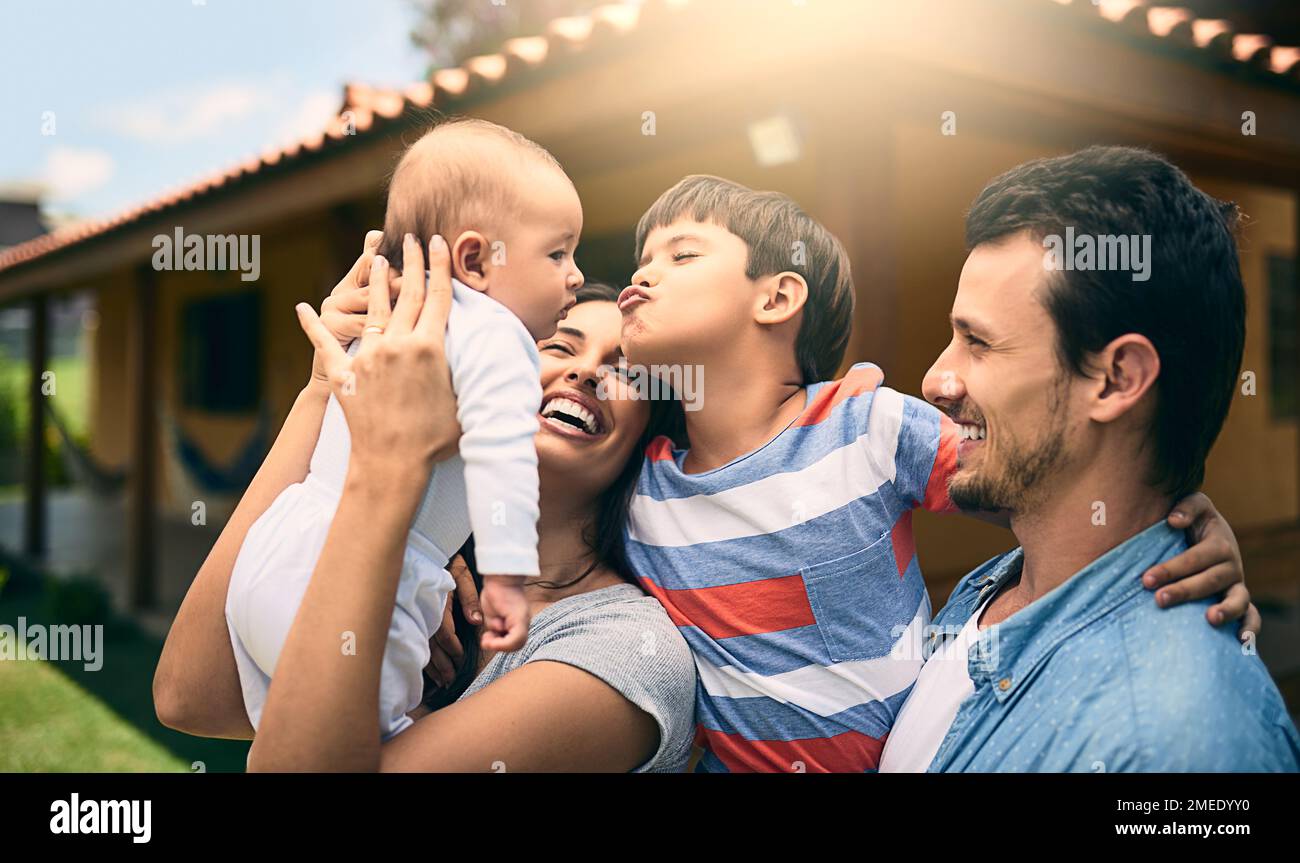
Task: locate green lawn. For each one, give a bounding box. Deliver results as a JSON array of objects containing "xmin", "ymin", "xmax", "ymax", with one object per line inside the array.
[
  {"xmin": 0, "ymin": 352, "xmax": 93, "ymax": 494},
  {"xmin": 0, "ymin": 658, "xmax": 187, "ymax": 772},
  {"xmin": 0, "ymin": 583, "xmax": 252, "ymax": 773},
  {"xmin": 0, "ymin": 353, "xmax": 90, "ymax": 440}
]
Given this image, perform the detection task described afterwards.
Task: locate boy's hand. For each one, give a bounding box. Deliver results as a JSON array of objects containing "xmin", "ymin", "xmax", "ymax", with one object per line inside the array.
[
  {"xmin": 1140, "ymin": 491, "xmax": 1260, "ymax": 642},
  {"xmin": 479, "ymin": 576, "xmax": 530, "ymax": 653}
]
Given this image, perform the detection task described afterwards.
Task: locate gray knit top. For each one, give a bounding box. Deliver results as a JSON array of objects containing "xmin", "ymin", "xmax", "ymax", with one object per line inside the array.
[{"xmin": 457, "ymin": 582, "xmax": 697, "ymax": 772}]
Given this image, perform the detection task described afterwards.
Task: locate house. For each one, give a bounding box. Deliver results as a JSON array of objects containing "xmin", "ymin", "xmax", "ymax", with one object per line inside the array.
[{"xmin": 0, "ymin": 0, "xmax": 1297, "ymax": 701}]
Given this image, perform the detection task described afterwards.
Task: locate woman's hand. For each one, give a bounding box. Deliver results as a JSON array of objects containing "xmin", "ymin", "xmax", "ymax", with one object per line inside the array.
[{"xmin": 297, "ymin": 233, "xmax": 462, "ymax": 473}]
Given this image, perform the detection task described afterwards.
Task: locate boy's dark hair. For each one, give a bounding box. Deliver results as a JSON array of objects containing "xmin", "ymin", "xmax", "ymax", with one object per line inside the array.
[
  {"xmin": 634, "ymin": 175, "xmax": 856, "ymax": 384},
  {"xmin": 965, "ymin": 145, "xmax": 1246, "ymax": 502}
]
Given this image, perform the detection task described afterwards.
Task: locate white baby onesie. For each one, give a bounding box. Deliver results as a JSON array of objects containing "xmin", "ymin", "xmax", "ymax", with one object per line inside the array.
[{"xmin": 225, "ymin": 279, "xmax": 542, "ymax": 741}]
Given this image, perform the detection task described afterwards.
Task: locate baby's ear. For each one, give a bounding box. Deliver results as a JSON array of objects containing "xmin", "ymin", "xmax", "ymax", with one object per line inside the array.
[{"xmin": 451, "ymin": 231, "xmax": 490, "ymax": 292}]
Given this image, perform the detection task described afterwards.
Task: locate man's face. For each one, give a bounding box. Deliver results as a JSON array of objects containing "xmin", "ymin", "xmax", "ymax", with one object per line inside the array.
[
  {"xmin": 921, "ymin": 231, "xmax": 1085, "ymax": 513},
  {"xmin": 621, "ymin": 219, "xmax": 756, "ymax": 369}
]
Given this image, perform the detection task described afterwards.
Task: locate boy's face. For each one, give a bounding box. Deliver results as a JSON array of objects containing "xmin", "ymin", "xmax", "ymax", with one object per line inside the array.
[
  {"xmin": 485, "ymin": 165, "xmax": 585, "ymax": 340},
  {"xmin": 623, "ymin": 219, "xmax": 756, "ymax": 369}
]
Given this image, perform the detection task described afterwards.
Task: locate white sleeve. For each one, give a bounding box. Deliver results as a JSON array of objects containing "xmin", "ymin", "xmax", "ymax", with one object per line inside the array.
[{"xmin": 447, "ymin": 308, "xmax": 542, "ymax": 576}]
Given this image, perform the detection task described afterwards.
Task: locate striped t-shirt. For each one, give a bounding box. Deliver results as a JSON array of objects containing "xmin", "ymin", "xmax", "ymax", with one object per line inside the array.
[{"xmin": 625, "ymin": 362, "xmax": 960, "ymax": 772}]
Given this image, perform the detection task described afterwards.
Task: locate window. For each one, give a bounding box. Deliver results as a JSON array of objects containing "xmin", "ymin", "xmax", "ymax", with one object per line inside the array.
[
  {"xmin": 1269, "ymin": 255, "xmax": 1297, "ymax": 420},
  {"xmin": 179, "ymin": 291, "xmax": 261, "ymax": 412}
]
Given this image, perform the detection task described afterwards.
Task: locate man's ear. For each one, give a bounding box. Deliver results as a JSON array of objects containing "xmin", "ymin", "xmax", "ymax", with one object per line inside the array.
[
  {"xmin": 1089, "ymin": 333, "xmax": 1161, "ymax": 424},
  {"xmin": 754, "ymin": 272, "xmax": 808, "ymax": 326},
  {"xmin": 451, "ymin": 231, "xmax": 490, "ymax": 292}
]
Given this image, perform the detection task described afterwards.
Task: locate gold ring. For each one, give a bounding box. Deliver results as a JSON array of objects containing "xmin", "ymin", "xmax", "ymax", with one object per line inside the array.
[{"xmin": 363, "ymin": 324, "xmax": 385, "ymax": 335}]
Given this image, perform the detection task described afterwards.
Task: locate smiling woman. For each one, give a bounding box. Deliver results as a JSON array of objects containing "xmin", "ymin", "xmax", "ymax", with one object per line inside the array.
[{"xmin": 153, "ymin": 239, "xmax": 697, "ymax": 772}]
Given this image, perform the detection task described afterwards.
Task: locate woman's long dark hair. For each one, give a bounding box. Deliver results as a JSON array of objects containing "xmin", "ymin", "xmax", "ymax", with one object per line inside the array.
[{"xmin": 421, "ymin": 281, "xmax": 686, "ymax": 711}]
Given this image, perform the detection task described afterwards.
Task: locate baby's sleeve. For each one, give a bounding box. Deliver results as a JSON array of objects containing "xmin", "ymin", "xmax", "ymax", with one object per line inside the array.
[{"xmin": 449, "ymin": 310, "xmax": 542, "ymax": 576}]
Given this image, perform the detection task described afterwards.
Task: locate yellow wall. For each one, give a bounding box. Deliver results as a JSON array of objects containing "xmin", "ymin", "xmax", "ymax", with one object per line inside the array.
[
  {"xmin": 1193, "ymin": 179, "xmax": 1298, "ymax": 528},
  {"xmin": 83, "ymin": 212, "xmax": 379, "ymax": 517}
]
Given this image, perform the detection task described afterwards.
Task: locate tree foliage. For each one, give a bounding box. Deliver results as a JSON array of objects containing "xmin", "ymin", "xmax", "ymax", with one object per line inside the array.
[{"xmin": 409, "ymin": 0, "xmax": 605, "ymax": 68}]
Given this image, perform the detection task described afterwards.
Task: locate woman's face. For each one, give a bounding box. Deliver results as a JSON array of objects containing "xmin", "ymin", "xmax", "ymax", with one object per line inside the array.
[{"xmin": 535, "ymin": 299, "xmax": 650, "ymax": 500}]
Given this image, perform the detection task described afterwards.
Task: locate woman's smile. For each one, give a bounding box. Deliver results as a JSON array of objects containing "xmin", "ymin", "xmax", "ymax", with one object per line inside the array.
[{"xmin": 539, "ymin": 387, "xmax": 611, "ymax": 442}]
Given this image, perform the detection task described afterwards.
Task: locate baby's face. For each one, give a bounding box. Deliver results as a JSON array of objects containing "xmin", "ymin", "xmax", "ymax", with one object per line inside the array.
[{"xmin": 487, "ymin": 167, "xmax": 584, "ymax": 340}]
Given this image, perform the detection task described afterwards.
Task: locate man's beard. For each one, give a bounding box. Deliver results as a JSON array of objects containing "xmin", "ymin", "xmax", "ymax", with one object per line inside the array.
[{"xmin": 948, "ymin": 376, "xmax": 1071, "ymax": 514}]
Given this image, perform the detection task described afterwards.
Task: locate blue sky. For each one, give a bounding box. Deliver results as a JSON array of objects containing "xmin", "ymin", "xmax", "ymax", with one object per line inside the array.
[{"xmin": 0, "ymin": 0, "xmax": 430, "ymax": 221}]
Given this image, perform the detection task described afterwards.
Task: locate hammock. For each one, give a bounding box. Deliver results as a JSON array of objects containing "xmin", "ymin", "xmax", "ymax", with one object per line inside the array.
[
  {"xmin": 161, "ymin": 406, "xmax": 273, "ymax": 495},
  {"xmin": 43, "ymin": 400, "xmax": 127, "ymax": 495}
]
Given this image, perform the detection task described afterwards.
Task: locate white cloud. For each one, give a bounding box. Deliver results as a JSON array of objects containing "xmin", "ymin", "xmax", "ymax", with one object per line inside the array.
[
  {"xmin": 268, "ymin": 89, "xmax": 340, "ymax": 149},
  {"xmin": 43, "ymin": 147, "xmax": 114, "ymax": 201},
  {"xmin": 99, "ymin": 82, "xmax": 272, "ymax": 144}
]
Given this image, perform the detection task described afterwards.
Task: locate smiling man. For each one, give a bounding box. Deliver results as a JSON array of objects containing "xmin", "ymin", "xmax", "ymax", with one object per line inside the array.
[{"xmin": 879, "ymin": 146, "xmax": 1300, "ymax": 772}]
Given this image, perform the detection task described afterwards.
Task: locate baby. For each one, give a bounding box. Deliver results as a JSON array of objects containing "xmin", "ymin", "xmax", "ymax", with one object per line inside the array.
[{"xmin": 225, "ymin": 117, "xmax": 584, "ymax": 740}]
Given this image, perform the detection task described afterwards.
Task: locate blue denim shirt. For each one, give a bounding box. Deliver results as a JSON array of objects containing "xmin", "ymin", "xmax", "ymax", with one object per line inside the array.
[{"xmin": 927, "ymin": 520, "xmax": 1300, "ymax": 772}]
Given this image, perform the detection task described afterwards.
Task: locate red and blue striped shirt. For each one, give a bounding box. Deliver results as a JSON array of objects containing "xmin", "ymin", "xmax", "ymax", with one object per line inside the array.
[{"xmin": 626, "ymin": 363, "xmax": 960, "ymax": 772}]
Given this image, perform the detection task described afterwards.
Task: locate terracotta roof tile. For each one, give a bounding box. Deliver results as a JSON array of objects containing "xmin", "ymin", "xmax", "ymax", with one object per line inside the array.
[{"xmin": 1146, "ymin": 6, "xmax": 1194, "ymax": 39}]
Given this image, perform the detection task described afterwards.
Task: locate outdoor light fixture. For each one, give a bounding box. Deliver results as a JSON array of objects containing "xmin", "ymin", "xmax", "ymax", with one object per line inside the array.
[{"xmin": 747, "ymin": 113, "xmax": 802, "ymax": 166}]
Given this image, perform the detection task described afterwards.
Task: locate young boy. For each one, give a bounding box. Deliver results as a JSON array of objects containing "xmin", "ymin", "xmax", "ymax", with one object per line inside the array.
[
  {"xmin": 618, "ymin": 175, "xmax": 1245, "ymax": 772},
  {"xmin": 225, "ymin": 118, "xmax": 584, "ymax": 741}
]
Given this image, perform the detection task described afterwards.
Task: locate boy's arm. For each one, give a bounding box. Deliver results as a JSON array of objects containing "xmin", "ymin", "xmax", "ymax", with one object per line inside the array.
[{"xmin": 893, "ymin": 394, "xmax": 1259, "ymax": 636}]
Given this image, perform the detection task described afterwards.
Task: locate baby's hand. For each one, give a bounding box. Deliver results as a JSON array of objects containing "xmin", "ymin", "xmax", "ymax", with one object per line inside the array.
[{"xmin": 479, "ymin": 576, "xmax": 531, "ymax": 653}]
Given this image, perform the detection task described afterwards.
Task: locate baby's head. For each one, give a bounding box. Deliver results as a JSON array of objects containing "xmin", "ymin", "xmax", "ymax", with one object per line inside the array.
[{"xmin": 378, "ymin": 117, "xmax": 584, "ymax": 340}]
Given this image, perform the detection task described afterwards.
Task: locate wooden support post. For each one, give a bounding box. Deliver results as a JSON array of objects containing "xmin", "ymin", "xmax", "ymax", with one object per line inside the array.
[
  {"xmin": 128, "ymin": 265, "xmax": 158, "ymax": 610},
  {"xmin": 1294, "ymin": 191, "xmax": 1300, "ymax": 521},
  {"xmin": 24, "ymin": 293, "xmax": 47, "ymax": 557}
]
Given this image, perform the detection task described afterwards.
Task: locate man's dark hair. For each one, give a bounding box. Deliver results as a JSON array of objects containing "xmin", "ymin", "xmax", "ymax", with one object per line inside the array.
[
  {"xmin": 965, "ymin": 145, "xmax": 1246, "ymax": 502},
  {"xmin": 634, "ymin": 175, "xmax": 856, "ymax": 384}
]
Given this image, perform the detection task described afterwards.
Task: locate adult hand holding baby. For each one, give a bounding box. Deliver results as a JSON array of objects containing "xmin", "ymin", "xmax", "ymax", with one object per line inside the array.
[{"xmin": 296, "ymin": 233, "xmax": 461, "ymax": 477}]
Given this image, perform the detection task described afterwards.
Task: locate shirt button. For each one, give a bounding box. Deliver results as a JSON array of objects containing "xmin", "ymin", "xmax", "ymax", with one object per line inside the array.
[{"xmin": 998, "ymin": 678, "xmax": 1012, "ymax": 691}]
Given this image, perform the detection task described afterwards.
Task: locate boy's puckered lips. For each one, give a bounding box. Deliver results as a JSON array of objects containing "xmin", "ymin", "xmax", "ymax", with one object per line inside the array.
[{"xmin": 617, "ymin": 286, "xmax": 650, "ymax": 312}]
